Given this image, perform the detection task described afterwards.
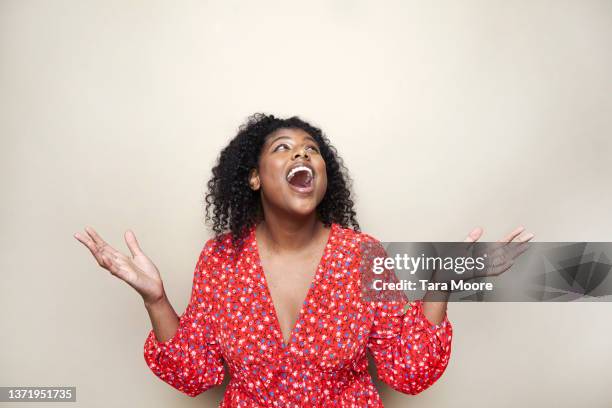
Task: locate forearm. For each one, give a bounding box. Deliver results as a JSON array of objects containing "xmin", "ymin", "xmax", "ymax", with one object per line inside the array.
[
  {"xmin": 144, "ymin": 292, "xmax": 180, "ymax": 343},
  {"xmin": 421, "ymin": 289, "xmax": 450, "ymax": 325}
]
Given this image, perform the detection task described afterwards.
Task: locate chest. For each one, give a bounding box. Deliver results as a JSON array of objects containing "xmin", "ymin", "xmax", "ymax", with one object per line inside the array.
[
  {"xmin": 260, "ymin": 252, "xmax": 320, "ymax": 335},
  {"xmin": 210, "ymin": 245, "xmax": 375, "ymax": 372}
]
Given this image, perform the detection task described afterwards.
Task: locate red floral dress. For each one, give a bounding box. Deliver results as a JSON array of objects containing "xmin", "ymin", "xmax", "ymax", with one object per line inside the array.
[{"xmin": 144, "ymin": 222, "xmax": 453, "ymax": 407}]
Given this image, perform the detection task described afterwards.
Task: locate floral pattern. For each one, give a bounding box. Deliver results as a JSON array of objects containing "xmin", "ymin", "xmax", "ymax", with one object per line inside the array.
[{"xmin": 144, "ymin": 222, "xmax": 453, "ymax": 407}]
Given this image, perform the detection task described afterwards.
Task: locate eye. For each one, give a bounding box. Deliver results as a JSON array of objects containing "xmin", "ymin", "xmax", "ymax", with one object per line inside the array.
[
  {"xmin": 273, "ymin": 143, "xmax": 290, "ymax": 152},
  {"xmin": 306, "ymin": 145, "xmax": 320, "ymax": 153}
]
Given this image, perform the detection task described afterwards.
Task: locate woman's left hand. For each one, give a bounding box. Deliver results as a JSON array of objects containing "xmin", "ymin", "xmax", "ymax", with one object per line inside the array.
[{"xmin": 432, "ymin": 226, "xmax": 535, "ymax": 285}]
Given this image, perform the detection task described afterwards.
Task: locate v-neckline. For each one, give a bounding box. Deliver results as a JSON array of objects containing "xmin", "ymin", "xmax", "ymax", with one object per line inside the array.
[{"xmin": 251, "ymin": 222, "xmax": 336, "ymax": 349}]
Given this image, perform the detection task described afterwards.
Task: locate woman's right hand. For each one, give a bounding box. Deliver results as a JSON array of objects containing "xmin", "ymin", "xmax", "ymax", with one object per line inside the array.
[{"xmin": 74, "ymin": 226, "xmax": 165, "ymax": 306}]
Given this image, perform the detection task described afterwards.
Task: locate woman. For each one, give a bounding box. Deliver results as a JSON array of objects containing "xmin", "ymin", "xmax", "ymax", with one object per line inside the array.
[{"xmin": 74, "ymin": 113, "xmax": 533, "ymax": 407}]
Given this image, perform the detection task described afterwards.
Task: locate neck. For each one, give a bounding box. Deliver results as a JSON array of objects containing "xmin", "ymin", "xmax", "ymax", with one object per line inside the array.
[{"xmin": 256, "ymin": 211, "xmax": 326, "ymax": 252}]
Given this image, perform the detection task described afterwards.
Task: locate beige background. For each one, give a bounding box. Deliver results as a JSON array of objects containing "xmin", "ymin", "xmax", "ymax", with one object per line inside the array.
[{"xmin": 2, "ymin": 0, "xmax": 612, "ymax": 407}]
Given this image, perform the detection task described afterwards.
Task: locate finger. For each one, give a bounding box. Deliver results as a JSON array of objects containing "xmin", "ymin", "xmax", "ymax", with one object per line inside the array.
[
  {"xmin": 101, "ymin": 252, "xmax": 129, "ymax": 280},
  {"xmin": 494, "ymin": 240, "xmax": 531, "ymax": 264},
  {"xmin": 100, "ymin": 248, "xmax": 120, "ymax": 269},
  {"xmin": 497, "ymin": 226, "xmax": 525, "ymax": 243},
  {"xmin": 482, "ymin": 242, "xmax": 505, "ymax": 259},
  {"xmin": 99, "ymin": 252, "xmax": 115, "ymax": 271},
  {"xmin": 84, "ymin": 226, "xmax": 110, "ymax": 247},
  {"xmin": 84, "ymin": 227, "xmax": 123, "ymax": 257},
  {"xmin": 515, "ymin": 232, "xmax": 535, "ymax": 243},
  {"xmin": 512, "ymin": 242, "xmax": 531, "ymax": 259},
  {"xmin": 464, "ymin": 227, "xmax": 483, "ymax": 243},
  {"xmin": 124, "ymin": 230, "xmax": 144, "ymax": 257},
  {"xmin": 74, "ymin": 232, "xmax": 96, "ymax": 251},
  {"xmin": 488, "ymin": 242, "xmax": 511, "ymax": 261},
  {"xmin": 100, "ymin": 246, "xmax": 128, "ymax": 263},
  {"xmin": 75, "ymin": 232, "xmax": 108, "ymax": 266},
  {"xmin": 113, "ymin": 253, "xmax": 135, "ymax": 269},
  {"xmin": 478, "ymin": 241, "xmax": 530, "ymax": 278},
  {"xmin": 463, "ymin": 227, "xmax": 483, "ymax": 258},
  {"xmin": 485, "ymin": 242, "xmax": 531, "ymax": 277}
]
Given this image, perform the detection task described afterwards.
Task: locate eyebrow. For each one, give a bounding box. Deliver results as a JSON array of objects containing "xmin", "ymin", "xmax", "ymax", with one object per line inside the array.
[{"xmin": 268, "ymin": 134, "xmax": 317, "ymax": 146}]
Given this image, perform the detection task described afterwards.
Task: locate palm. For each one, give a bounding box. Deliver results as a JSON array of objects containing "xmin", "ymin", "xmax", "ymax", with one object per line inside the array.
[
  {"xmin": 462, "ymin": 225, "xmax": 534, "ymax": 280},
  {"xmin": 131, "ymin": 253, "xmax": 160, "ymax": 281},
  {"xmin": 74, "ymin": 226, "xmax": 164, "ymax": 304},
  {"xmin": 431, "ymin": 226, "xmax": 534, "ymax": 285}
]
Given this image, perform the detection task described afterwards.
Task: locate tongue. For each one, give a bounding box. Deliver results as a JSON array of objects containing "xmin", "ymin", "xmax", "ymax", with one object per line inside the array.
[{"xmin": 289, "ymin": 171, "xmax": 311, "ymax": 188}]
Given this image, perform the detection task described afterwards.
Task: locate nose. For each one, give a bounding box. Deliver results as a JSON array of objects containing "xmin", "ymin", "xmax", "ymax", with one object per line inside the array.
[{"xmin": 292, "ymin": 147, "xmax": 309, "ymax": 160}]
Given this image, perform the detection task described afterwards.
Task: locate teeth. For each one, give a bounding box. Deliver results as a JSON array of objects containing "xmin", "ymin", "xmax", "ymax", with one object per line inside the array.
[{"xmin": 286, "ymin": 165, "xmax": 313, "ymax": 182}]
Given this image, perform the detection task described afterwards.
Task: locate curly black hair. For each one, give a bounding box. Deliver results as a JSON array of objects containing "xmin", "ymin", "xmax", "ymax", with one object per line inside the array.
[{"xmin": 203, "ymin": 113, "xmax": 360, "ymax": 245}]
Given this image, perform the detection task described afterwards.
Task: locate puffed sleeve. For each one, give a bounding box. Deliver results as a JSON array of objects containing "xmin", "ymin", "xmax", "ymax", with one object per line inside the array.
[
  {"xmin": 358, "ymin": 232, "xmax": 453, "ymax": 395},
  {"xmin": 143, "ymin": 238, "xmax": 225, "ymax": 397},
  {"xmin": 367, "ymin": 298, "xmax": 453, "ymax": 395}
]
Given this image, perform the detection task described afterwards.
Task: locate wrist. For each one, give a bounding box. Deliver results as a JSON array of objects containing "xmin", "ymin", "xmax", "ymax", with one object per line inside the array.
[
  {"xmin": 144, "ymin": 291, "xmax": 168, "ymax": 310},
  {"xmin": 423, "ymin": 289, "xmax": 451, "ymax": 302}
]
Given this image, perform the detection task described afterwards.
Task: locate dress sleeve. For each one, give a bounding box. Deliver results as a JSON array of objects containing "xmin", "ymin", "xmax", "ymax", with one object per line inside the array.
[
  {"xmin": 143, "ymin": 239, "xmax": 225, "ymax": 397},
  {"xmin": 367, "ymin": 298, "xmax": 453, "ymax": 395}
]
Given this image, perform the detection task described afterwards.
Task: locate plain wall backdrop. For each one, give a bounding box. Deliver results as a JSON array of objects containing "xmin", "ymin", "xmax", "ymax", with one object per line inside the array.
[{"xmin": 1, "ymin": 0, "xmax": 611, "ymax": 407}]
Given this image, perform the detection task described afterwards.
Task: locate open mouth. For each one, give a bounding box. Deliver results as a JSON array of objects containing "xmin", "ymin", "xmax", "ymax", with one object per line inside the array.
[{"xmin": 286, "ymin": 165, "xmax": 314, "ymax": 192}]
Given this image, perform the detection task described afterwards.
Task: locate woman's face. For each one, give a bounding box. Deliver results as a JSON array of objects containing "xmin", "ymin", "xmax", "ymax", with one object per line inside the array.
[{"xmin": 250, "ymin": 127, "xmax": 327, "ymax": 219}]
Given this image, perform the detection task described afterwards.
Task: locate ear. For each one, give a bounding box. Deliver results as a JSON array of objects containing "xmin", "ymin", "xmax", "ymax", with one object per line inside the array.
[{"xmin": 248, "ymin": 168, "xmax": 260, "ymax": 191}]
